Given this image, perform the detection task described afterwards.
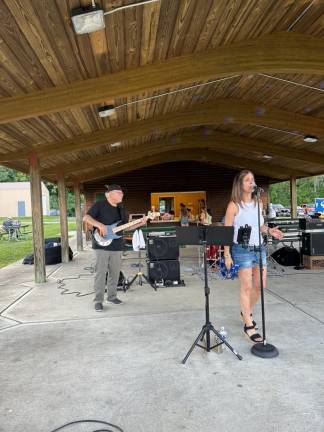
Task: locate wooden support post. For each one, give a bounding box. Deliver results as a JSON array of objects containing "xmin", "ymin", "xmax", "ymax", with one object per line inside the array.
[
  {"xmin": 29, "ymin": 152, "xmax": 46, "ymax": 283},
  {"xmin": 290, "ymin": 176, "xmax": 297, "ymax": 219},
  {"xmin": 57, "ymin": 175, "xmax": 69, "ymax": 263},
  {"xmin": 74, "ymin": 182, "xmax": 83, "ymax": 251}
]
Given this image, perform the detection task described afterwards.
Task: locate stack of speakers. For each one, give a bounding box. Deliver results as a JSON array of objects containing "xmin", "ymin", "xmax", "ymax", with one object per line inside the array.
[
  {"xmin": 300, "ymin": 219, "xmax": 324, "ymax": 268},
  {"xmin": 300, "ymin": 219, "xmax": 324, "ymax": 256},
  {"xmin": 147, "ymin": 235, "xmax": 181, "ymax": 285}
]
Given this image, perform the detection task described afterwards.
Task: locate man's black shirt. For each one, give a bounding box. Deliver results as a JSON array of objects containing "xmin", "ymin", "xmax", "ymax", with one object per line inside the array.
[{"xmin": 87, "ymin": 200, "xmax": 128, "ymax": 251}]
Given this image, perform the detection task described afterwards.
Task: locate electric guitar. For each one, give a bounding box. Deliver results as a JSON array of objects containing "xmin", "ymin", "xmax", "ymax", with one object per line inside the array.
[{"xmin": 93, "ymin": 212, "xmax": 159, "ymax": 247}]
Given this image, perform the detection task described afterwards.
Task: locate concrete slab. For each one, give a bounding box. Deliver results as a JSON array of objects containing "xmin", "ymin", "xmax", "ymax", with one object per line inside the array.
[{"xmin": 0, "ymin": 243, "xmax": 323, "ymax": 432}]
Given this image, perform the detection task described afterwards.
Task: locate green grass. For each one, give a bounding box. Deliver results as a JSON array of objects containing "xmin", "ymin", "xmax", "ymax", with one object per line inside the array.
[{"xmin": 0, "ymin": 217, "xmax": 76, "ymax": 269}]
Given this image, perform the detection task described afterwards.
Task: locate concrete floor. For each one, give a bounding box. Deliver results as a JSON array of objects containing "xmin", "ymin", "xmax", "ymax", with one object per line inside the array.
[{"xmin": 0, "ymin": 238, "xmax": 323, "ymax": 432}]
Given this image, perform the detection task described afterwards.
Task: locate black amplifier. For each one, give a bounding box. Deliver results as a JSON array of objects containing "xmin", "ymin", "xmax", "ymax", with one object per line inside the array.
[
  {"xmin": 299, "ymin": 219, "xmax": 324, "ymax": 230},
  {"xmin": 301, "ymin": 232, "xmax": 324, "ymax": 256},
  {"xmin": 147, "ymin": 259, "xmax": 180, "ymax": 283},
  {"xmin": 147, "ymin": 235, "xmax": 179, "ymax": 260}
]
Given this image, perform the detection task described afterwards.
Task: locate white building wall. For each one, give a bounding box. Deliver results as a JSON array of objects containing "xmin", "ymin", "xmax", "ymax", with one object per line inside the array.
[{"xmin": 0, "ymin": 182, "xmax": 50, "ymax": 217}]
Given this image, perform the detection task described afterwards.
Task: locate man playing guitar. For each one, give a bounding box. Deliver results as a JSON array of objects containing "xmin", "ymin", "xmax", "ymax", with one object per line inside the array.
[{"xmin": 83, "ymin": 184, "xmax": 146, "ymax": 312}]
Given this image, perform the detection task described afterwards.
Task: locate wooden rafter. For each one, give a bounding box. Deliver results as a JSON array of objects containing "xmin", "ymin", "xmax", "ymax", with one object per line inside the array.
[
  {"xmin": 2, "ymin": 99, "xmax": 324, "ymax": 163},
  {"xmin": 0, "ymin": 32, "xmax": 323, "ymax": 124},
  {"xmin": 43, "ymin": 129, "xmax": 324, "ymax": 176},
  {"xmin": 67, "ymin": 148, "xmax": 307, "ymax": 185}
]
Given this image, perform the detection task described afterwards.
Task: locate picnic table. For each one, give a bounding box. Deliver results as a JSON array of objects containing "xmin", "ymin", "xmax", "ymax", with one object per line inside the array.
[{"xmin": 0, "ymin": 220, "xmax": 32, "ymax": 240}]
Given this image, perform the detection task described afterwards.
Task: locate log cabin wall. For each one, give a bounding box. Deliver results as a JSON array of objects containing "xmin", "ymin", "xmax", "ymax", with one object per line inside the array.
[{"xmin": 83, "ymin": 162, "xmax": 269, "ymax": 222}]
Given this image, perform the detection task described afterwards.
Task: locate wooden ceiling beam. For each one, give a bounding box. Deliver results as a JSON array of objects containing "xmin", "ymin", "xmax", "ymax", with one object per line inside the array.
[
  {"xmin": 43, "ymin": 129, "xmax": 324, "ymax": 176},
  {"xmin": 2, "ymin": 98, "xmax": 324, "ymax": 163},
  {"xmin": 66, "ymin": 148, "xmax": 306, "ymax": 185},
  {"xmin": 0, "ymin": 32, "xmax": 323, "ymax": 124}
]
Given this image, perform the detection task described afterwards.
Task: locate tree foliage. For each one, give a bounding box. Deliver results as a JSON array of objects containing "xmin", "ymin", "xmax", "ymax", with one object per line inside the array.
[{"xmin": 270, "ymin": 175, "xmax": 324, "ymax": 207}]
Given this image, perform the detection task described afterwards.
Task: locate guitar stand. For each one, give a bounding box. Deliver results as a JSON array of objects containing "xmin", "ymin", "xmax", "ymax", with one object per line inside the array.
[{"xmin": 127, "ymin": 248, "xmax": 157, "ymax": 291}]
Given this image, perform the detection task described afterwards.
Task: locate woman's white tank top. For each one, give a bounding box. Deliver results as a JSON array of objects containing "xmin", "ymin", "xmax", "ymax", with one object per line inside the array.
[{"xmin": 233, "ymin": 201, "xmax": 263, "ymax": 246}]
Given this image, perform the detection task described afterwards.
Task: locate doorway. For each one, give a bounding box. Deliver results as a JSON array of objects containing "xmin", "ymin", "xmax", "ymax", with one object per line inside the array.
[{"xmin": 159, "ymin": 197, "xmax": 174, "ymax": 214}]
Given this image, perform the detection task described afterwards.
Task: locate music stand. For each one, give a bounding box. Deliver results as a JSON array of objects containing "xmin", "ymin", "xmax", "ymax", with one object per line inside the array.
[{"xmin": 176, "ymin": 226, "xmax": 243, "ymax": 364}]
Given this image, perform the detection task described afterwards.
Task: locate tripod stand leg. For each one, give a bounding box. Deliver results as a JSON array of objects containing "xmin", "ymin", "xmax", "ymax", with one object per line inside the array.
[
  {"xmin": 127, "ymin": 273, "xmax": 138, "ymax": 288},
  {"xmin": 210, "ymin": 327, "xmax": 243, "ymax": 360},
  {"xmin": 181, "ymin": 326, "xmax": 206, "ymax": 364},
  {"xmin": 142, "ymin": 273, "xmax": 157, "ymax": 291}
]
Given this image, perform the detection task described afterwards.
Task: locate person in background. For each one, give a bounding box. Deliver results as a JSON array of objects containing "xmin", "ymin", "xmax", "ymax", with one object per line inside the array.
[
  {"xmin": 180, "ymin": 203, "xmax": 189, "ymax": 226},
  {"xmin": 200, "ymin": 209, "xmax": 210, "ymax": 225}
]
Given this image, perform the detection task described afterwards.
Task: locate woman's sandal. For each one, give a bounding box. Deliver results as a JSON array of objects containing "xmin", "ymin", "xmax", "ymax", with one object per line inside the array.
[
  {"xmin": 240, "ymin": 312, "xmax": 258, "ymax": 330},
  {"xmin": 244, "ymin": 324, "xmax": 263, "ymax": 343}
]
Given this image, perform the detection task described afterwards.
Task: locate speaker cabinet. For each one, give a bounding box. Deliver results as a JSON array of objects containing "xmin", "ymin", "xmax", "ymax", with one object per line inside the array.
[
  {"xmin": 302, "ymin": 232, "xmax": 324, "ymax": 256},
  {"xmin": 299, "ymin": 219, "xmax": 324, "ymax": 230},
  {"xmin": 148, "ymin": 260, "xmax": 180, "ymax": 283},
  {"xmin": 147, "ymin": 236, "xmax": 179, "ymax": 260}
]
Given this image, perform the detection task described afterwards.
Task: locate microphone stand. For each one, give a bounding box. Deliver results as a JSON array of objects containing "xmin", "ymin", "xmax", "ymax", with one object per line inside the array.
[{"xmin": 251, "ymin": 186, "xmax": 279, "ymax": 358}]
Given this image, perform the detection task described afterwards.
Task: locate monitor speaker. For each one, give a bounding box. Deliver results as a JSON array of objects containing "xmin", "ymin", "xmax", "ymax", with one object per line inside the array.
[
  {"xmin": 147, "ymin": 236, "xmax": 179, "ymax": 260},
  {"xmin": 147, "ymin": 260, "xmax": 180, "ymax": 283},
  {"xmin": 271, "ymin": 246, "xmax": 300, "ymax": 266},
  {"xmin": 301, "ymin": 232, "xmax": 324, "ymax": 256}
]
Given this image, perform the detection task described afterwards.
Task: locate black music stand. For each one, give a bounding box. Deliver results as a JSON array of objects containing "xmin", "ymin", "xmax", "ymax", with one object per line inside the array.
[{"xmin": 176, "ymin": 226, "xmax": 243, "ymax": 364}]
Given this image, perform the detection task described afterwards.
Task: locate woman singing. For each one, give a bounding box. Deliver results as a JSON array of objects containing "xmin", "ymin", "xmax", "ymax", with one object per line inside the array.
[{"xmin": 224, "ymin": 170, "xmax": 282, "ymax": 342}]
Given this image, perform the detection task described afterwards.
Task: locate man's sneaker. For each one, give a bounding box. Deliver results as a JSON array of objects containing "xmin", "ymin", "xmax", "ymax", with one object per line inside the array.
[
  {"xmin": 95, "ymin": 302, "xmax": 103, "ymax": 312},
  {"xmin": 107, "ymin": 298, "xmax": 123, "ymax": 305}
]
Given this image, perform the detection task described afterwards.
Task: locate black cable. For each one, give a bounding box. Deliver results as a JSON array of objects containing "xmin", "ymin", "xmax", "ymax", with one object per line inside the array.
[
  {"xmin": 56, "ymin": 265, "xmax": 95, "ymax": 297},
  {"xmin": 49, "ymin": 419, "xmax": 123, "ymax": 432},
  {"xmin": 265, "ymin": 287, "xmax": 324, "ymax": 325}
]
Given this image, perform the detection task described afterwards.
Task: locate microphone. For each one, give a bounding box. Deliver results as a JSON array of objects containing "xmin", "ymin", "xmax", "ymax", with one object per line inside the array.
[{"xmin": 252, "ymin": 183, "xmax": 264, "ymax": 192}]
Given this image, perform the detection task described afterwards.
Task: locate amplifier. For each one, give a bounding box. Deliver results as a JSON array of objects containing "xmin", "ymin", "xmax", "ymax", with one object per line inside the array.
[
  {"xmin": 301, "ymin": 232, "xmax": 324, "ymax": 256},
  {"xmin": 299, "ymin": 219, "xmax": 324, "ymax": 231},
  {"xmin": 147, "ymin": 235, "xmax": 179, "ymax": 260},
  {"xmin": 147, "ymin": 259, "xmax": 180, "ymax": 283}
]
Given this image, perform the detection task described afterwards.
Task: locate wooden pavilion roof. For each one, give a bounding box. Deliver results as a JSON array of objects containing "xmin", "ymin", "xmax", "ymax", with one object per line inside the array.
[{"xmin": 0, "ymin": 0, "xmax": 324, "ymax": 185}]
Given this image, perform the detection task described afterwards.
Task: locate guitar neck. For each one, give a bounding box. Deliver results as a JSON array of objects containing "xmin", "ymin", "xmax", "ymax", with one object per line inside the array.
[{"xmin": 113, "ymin": 218, "xmax": 146, "ymax": 234}]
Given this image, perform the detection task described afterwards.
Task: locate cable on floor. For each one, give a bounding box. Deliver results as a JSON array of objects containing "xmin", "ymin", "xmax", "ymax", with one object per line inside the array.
[{"xmin": 48, "ymin": 419, "xmax": 123, "ymax": 432}]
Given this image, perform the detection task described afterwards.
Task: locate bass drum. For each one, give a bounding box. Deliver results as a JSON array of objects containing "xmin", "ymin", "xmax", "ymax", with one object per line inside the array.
[{"xmin": 206, "ymin": 244, "xmax": 218, "ymax": 260}]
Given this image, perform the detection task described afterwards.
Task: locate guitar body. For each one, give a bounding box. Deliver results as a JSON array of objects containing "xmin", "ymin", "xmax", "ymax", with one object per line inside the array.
[{"xmin": 93, "ymin": 221, "xmax": 122, "ymax": 247}]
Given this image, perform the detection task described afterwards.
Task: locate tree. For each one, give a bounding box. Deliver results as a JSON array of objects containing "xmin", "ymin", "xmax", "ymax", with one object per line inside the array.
[{"xmin": 270, "ymin": 175, "xmax": 324, "ymax": 207}]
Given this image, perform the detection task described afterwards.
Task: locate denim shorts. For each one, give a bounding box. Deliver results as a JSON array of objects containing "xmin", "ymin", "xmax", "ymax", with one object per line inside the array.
[{"xmin": 231, "ymin": 243, "xmax": 267, "ymax": 269}]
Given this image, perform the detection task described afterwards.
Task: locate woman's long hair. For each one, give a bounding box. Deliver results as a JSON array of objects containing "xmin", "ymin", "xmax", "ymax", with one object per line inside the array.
[{"xmin": 231, "ymin": 169, "xmax": 256, "ymax": 207}]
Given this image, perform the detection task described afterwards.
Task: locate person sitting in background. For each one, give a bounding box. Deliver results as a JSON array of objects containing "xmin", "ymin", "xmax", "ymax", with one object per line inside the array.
[
  {"xmin": 200, "ymin": 209, "xmax": 212, "ymax": 225},
  {"xmin": 161, "ymin": 212, "xmax": 172, "ymax": 221},
  {"xmin": 148, "ymin": 205, "xmax": 160, "ymax": 221}
]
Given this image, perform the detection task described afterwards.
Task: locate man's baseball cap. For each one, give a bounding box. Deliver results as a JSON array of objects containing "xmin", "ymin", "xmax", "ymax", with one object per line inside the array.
[{"xmin": 105, "ymin": 184, "xmax": 123, "ymax": 192}]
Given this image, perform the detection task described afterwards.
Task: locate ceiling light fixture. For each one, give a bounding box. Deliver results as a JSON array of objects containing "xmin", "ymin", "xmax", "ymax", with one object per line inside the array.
[
  {"xmin": 71, "ymin": 0, "xmax": 160, "ymax": 35},
  {"xmin": 71, "ymin": 3, "xmax": 105, "ymax": 34},
  {"xmin": 98, "ymin": 105, "xmax": 116, "ymax": 117},
  {"xmin": 303, "ymin": 135, "xmax": 318, "ymax": 143},
  {"xmin": 262, "ymin": 154, "xmax": 273, "ymax": 160},
  {"xmin": 110, "ymin": 142, "xmax": 121, "ymax": 148}
]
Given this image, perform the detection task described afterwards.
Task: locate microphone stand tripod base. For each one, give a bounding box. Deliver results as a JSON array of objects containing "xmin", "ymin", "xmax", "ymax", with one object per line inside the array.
[{"xmin": 251, "ymin": 342, "xmax": 279, "ymax": 358}]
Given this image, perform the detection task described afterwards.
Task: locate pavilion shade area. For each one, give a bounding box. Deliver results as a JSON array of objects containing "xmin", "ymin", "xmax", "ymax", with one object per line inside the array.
[{"xmin": 83, "ymin": 162, "xmax": 270, "ymax": 222}]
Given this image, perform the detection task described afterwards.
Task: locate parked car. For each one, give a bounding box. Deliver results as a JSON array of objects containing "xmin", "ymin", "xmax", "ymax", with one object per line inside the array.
[
  {"xmin": 271, "ymin": 204, "xmax": 284, "ymax": 217},
  {"xmin": 276, "ymin": 208, "xmax": 291, "ymax": 217}
]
